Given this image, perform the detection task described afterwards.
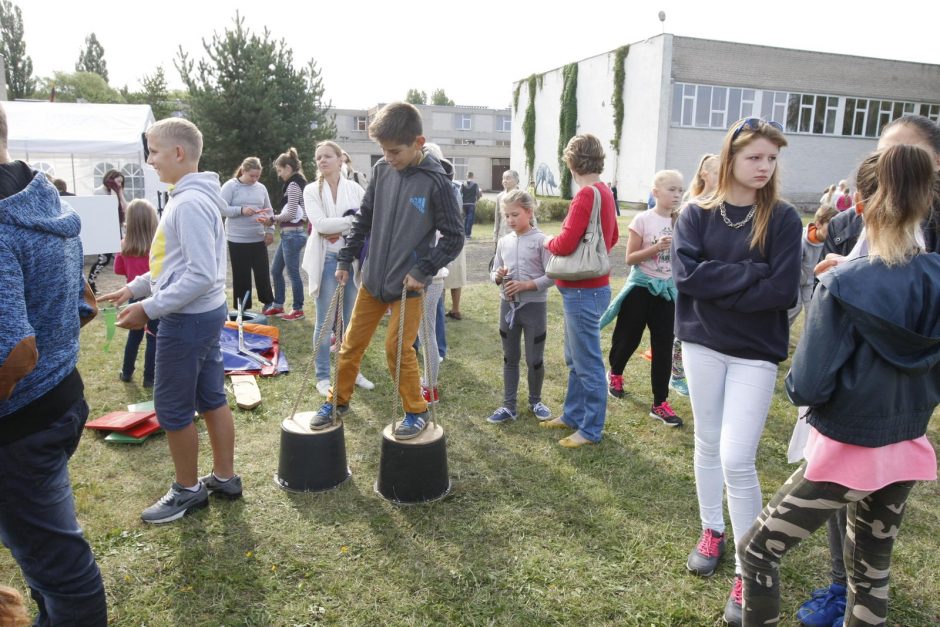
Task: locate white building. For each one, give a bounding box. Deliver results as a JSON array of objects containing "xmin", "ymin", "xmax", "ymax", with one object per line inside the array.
[
  {"xmin": 333, "ymin": 103, "xmax": 512, "ymax": 190},
  {"xmin": 511, "ymin": 34, "xmax": 940, "ymax": 205}
]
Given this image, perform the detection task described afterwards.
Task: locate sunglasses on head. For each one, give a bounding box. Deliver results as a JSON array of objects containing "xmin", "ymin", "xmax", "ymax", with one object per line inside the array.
[{"xmin": 731, "ymin": 118, "xmax": 784, "ymax": 142}]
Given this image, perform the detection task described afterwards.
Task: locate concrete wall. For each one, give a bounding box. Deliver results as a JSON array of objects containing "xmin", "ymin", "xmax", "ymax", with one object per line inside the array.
[{"xmin": 671, "ymin": 37, "xmax": 940, "ymax": 101}]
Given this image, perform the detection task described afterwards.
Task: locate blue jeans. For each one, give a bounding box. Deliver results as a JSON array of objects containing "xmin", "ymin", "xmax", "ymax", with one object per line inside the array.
[
  {"xmin": 463, "ymin": 204, "xmax": 476, "ymax": 237},
  {"xmin": 121, "ymin": 298, "xmax": 159, "ymax": 383},
  {"xmin": 436, "ymin": 296, "xmax": 447, "ymax": 358},
  {"xmin": 0, "ymin": 397, "xmax": 107, "ymax": 626},
  {"xmin": 314, "ymin": 252, "xmax": 359, "ymax": 381},
  {"xmin": 559, "ymin": 285, "xmax": 611, "ymax": 442},
  {"xmin": 271, "ymin": 229, "xmax": 307, "ymax": 311}
]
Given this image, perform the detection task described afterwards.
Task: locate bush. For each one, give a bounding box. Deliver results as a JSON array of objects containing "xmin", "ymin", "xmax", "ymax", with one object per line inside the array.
[
  {"xmin": 535, "ymin": 197, "xmax": 571, "ymax": 222},
  {"xmin": 473, "ymin": 199, "xmax": 495, "ymax": 224}
]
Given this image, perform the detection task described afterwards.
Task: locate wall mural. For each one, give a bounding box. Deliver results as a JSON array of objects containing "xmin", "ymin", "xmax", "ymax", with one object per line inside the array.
[{"xmin": 535, "ymin": 162, "xmax": 558, "ymax": 196}]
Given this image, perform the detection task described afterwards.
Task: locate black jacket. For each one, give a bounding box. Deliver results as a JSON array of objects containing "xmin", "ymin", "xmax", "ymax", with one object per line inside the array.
[
  {"xmin": 821, "ymin": 208, "xmax": 864, "ymax": 258},
  {"xmin": 786, "ymin": 253, "xmax": 940, "ymax": 446}
]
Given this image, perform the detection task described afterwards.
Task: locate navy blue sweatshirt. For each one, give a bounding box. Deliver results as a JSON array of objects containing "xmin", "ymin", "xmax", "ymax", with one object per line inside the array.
[{"xmin": 672, "ymin": 201, "xmax": 802, "ymax": 364}]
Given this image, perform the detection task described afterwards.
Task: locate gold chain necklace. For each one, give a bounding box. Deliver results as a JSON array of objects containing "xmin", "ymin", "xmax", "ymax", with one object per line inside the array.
[{"xmin": 719, "ymin": 202, "xmax": 757, "ymax": 229}]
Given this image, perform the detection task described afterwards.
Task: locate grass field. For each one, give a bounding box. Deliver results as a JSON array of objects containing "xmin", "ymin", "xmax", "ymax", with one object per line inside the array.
[{"xmin": 2, "ymin": 216, "xmax": 938, "ymax": 626}]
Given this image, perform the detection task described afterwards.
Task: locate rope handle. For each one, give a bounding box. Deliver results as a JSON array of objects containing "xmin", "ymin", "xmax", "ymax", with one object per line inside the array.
[
  {"xmin": 393, "ymin": 285, "xmax": 438, "ymax": 428},
  {"xmin": 288, "ymin": 283, "xmax": 344, "ymax": 424}
]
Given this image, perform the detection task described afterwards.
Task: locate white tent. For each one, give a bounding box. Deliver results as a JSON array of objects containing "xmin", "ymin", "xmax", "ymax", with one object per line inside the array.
[{"xmin": 3, "ymin": 101, "xmax": 165, "ymax": 205}]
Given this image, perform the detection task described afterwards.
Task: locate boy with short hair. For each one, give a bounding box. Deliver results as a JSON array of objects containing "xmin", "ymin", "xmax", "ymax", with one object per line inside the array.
[
  {"xmin": 99, "ymin": 118, "xmax": 241, "ymax": 523},
  {"xmin": 312, "ymin": 102, "xmax": 463, "ymax": 439}
]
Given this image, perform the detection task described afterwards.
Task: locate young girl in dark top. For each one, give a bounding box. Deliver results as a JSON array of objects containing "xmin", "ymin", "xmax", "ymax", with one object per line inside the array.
[
  {"xmin": 740, "ymin": 144, "xmax": 940, "ymax": 627},
  {"xmin": 672, "ymin": 118, "xmax": 801, "ymax": 626}
]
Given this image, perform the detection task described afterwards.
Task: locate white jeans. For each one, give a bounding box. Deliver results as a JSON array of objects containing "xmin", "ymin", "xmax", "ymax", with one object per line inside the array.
[{"xmin": 682, "ymin": 341, "xmax": 778, "ymax": 572}]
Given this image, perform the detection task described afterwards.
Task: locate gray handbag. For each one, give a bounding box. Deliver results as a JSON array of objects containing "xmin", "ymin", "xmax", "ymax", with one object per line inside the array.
[{"xmin": 545, "ymin": 185, "xmax": 610, "ymax": 281}]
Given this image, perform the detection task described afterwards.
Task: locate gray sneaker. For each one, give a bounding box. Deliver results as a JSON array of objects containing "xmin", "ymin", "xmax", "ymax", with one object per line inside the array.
[
  {"xmin": 141, "ymin": 482, "xmax": 208, "ymax": 524},
  {"xmin": 309, "ymin": 402, "xmax": 349, "ymax": 430},
  {"xmin": 199, "ymin": 473, "xmax": 243, "ymax": 500}
]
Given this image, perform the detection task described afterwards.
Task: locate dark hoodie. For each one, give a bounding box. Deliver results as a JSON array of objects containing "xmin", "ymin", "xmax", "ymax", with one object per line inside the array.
[
  {"xmin": 1, "ymin": 163, "xmax": 96, "ymax": 442},
  {"xmin": 338, "ymin": 150, "xmax": 463, "ymax": 302},
  {"xmin": 786, "ymin": 253, "xmax": 940, "ymax": 447}
]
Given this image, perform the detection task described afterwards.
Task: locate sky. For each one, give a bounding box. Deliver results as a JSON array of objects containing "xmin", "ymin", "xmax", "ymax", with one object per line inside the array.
[{"xmin": 16, "ymin": 0, "xmax": 940, "ymax": 110}]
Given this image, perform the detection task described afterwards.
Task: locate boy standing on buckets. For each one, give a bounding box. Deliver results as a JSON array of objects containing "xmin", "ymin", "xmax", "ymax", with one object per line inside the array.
[{"xmin": 311, "ymin": 102, "xmax": 463, "ymax": 439}]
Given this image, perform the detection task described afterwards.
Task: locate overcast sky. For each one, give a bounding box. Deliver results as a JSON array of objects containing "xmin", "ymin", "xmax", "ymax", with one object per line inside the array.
[{"xmin": 18, "ymin": 0, "xmax": 940, "ymax": 110}]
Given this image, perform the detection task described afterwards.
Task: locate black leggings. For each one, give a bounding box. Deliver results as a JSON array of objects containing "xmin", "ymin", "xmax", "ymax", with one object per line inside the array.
[
  {"xmin": 229, "ymin": 241, "xmax": 274, "ymax": 310},
  {"xmin": 608, "ymin": 287, "xmax": 674, "ymax": 404}
]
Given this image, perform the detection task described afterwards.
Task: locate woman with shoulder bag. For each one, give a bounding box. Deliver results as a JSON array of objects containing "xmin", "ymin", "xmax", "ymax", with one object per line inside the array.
[{"xmin": 540, "ymin": 134, "xmax": 619, "ymax": 448}]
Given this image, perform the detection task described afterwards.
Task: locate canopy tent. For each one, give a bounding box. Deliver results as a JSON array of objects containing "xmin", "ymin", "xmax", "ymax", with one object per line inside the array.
[{"xmin": 3, "ymin": 101, "xmax": 165, "ymax": 204}]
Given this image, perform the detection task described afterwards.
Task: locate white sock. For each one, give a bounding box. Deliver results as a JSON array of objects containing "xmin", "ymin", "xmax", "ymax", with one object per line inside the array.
[
  {"xmin": 182, "ymin": 483, "xmax": 201, "ymax": 492},
  {"xmin": 212, "ymin": 473, "xmax": 232, "ymax": 482}
]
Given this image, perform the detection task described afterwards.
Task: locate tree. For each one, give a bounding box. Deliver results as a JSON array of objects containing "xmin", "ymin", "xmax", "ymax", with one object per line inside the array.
[
  {"xmin": 32, "ymin": 71, "xmax": 124, "ymax": 103},
  {"xmin": 75, "ymin": 33, "xmax": 109, "ymax": 83},
  {"xmin": 405, "ymin": 88, "xmax": 427, "ymax": 105},
  {"xmin": 0, "ymin": 0, "xmax": 34, "ymax": 98},
  {"xmin": 430, "ymin": 89, "xmax": 454, "ymax": 106},
  {"xmin": 124, "ymin": 66, "xmax": 174, "ymax": 119},
  {"xmin": 176, "ymin": 13, "xmax": 335, "ymax": 195}
]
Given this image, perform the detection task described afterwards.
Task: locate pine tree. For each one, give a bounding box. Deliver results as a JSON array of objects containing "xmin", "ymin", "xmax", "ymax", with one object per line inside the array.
[
  {"xmin": 75, "ymin": 33, "xmax": 109, "ymax": 83},
  {"xmin": 0, "ymin": 0, "xmax": 35, "ymax": 98},
  {"xmin": 176, "ymin": 13, "xmax": 335, "ymax": 194}
]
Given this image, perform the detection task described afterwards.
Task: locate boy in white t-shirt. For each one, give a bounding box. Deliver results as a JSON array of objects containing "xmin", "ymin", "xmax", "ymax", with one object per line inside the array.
[{"xmin": 606, "ymin": 170, "xmax": 685, "ymax": 427}]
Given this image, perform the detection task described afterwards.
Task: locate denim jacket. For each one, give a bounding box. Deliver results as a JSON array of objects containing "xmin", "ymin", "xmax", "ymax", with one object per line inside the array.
[{"xmin": 786, "ymin": 253, "xmax": 940, "ymax": 447}]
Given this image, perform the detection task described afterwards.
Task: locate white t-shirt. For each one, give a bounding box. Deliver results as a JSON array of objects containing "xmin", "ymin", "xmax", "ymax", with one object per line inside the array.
[{"xmin": 630, "ymin": 209, "xmax": 674, "ymax": 279}]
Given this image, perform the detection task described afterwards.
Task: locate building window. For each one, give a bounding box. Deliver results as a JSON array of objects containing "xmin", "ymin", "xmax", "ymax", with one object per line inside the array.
[
  {"xmin": 355, "ymin": 116, "xmax": 368, "ymax": 132},
  {"xmin": 495, "ymin": 140, "xmax": 511, "ymax": 147},
  {"xmin": 498, "ymin": 116, "xmax": 511, "ymax": 132},
  {"xmin": 459, "ymin": 139, "xmax": 476, "ymax": 146},
  {"xmin": 457, "ymin": 114, "xmax": 472, "ymax": 131},
  {"xmin": 451, "ymin": 157, "xmax": 469, "ymax": 181},
  {"xmin": 921, "ymin": 103, "xmax": 940, "ymax": 123},
  {"xmin": 121, "ymin": 163, "xmax": 146, "ymax": 200}
]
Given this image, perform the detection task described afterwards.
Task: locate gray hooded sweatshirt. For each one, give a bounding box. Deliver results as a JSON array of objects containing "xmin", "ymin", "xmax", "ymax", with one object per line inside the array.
[
  {"xmin": 128, "ymin": 172, "xmax": 228, "ymax": 318},
  {"xmin": 338, "ymin": 151, "xmax": 463, "ymax": 302}
]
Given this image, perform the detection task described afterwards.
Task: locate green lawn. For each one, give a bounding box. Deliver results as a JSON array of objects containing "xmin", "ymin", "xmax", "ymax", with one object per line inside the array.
[{"xmin": 2, "ymin": 255, "xmax": 938, "ymax": 625}]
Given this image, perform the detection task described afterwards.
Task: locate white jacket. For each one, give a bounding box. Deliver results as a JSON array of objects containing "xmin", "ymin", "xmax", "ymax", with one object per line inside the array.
[{"xmin": 301, "ymin": 177, "xmax": 365, "ymax": 297}]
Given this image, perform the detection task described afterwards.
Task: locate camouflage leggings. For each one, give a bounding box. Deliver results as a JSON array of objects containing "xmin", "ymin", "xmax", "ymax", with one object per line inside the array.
[{"xmin": 739, "ymin": 463, "xmax": 913, "ymax": 626}]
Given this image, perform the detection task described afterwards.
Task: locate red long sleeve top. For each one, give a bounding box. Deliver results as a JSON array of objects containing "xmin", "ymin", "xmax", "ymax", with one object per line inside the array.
[{"xmin": 546, "ymin": 182, "xmax": 619, "ymax": 288}]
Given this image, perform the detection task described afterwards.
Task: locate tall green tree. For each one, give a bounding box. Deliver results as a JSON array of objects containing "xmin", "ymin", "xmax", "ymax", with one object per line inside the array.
[
  {"xmin": 176, "ymin": 13, "xmax": 335, "ymax": 196},
  {"xmin": 0, "ymin": 0, "xmax": 34, "ymax": 98},
  {"xmin": 430, "ymin": 89, "xmax": 454, "ymax": 106},
  {"xmin": 75, "ymin": 32, "xmax": 108, "ymax": 83},
  {"xmin": 124, "ymin": 66, "xmax": 174, "ymax": 119},
  {"xmin": 405, "ymin": 88, "xmax": 427, "ymax": 105},
  {"xmin": 33, "ymin": 71, "xmax": 124, "ymax": 103}
]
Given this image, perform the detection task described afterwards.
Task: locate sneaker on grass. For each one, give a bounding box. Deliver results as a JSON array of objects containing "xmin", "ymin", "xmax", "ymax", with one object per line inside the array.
[
  {"xmin": 608, "ymin": 372, "xmax": 625, "ymax": 399},
  {"xmin": 795, "ymin": 582, "xmax": 846, "ymax": 626},
  {"xmin": 262, "ymin": 305, "xmax": 284, "ymax": 316},
  {"xmin": 199, "ymin": 473, "xmax": 243, "ymax": 500},
  {"xmin": 530, "ymin": 402, "xmax": 552, "ymax": 420},
  {"xmin": 141, "ymin": 482, "xmax": 208, "ymax": 524},
  {"xmin": 394, "ymin": 411, "xmax": 428, "ymax": 439},
  {"xmin": 355, "ymin": 372, "xmax": 375, "ymax": 390},
  {"xmin": 486, "ymin": 407, "xmax": 517, "ymax": 424},
  {"xmin": 315, "ymin": 379, "xmax": 331, "ymax": 397},
  {"xmin": 650, "ymin": 401, "xmax": 684, "ymax": 427},
  {"xmin": 669, "ymin": 376, "xmax": 689, "ymax": 397},
  {"xmin": 279, "ymin": 309, "xmax": 305, "ymax": 321},
  {"xmin": 724, "ymin": 575, "xmax": 743, "ymax": 626},
  {"xmin": 309, "ymin": 402, "xmax": 348, "ymax": 430},
  {"xmin": 687, "ymin": 528, "xmax": 726, "ymax": 576}
]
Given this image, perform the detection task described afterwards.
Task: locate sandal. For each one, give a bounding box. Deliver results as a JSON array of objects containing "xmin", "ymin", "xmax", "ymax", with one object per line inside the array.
[{"xmin": 446, "ymin": 311, "xmax": 462, "ymax": 320}]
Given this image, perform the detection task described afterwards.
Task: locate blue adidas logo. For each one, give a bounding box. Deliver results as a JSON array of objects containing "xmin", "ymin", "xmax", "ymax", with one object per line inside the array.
[{"xmin": 409, "ymin": 196, "xmax": 427, "ymax": 213}]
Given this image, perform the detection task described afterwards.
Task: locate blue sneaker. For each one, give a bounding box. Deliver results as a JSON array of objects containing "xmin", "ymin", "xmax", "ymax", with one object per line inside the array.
[
  {"xmin": 530, "ymin": 402, "xmax": 552, "ymax": 421},
  {"xmin": 487, "ymin": 407, "xmax": 517, "ymax": 424},
  {"xmin": 796, "ymin": 583, "xmax": 846, "ymax": 626},
  {"xmin": 669, "ymin": 376, "xmax": 689, "ymax": 397},
  {"xmin": 394, "ymin": 411, "xmax": 429, "ymax": 440},
  {"xmin": 309, "ymin": 402, "xmax": 348, "ymax": 430}
]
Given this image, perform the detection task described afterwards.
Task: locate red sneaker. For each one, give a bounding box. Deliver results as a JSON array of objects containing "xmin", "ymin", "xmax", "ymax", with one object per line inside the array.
[
  {"xmin": 262, "ymin": 305, "xmax": 284, "ymax": 316},
  {"xmin": 650, "ymin": 400, "xmax": 684, "ymax": 427},
  {"xmin": 279, "ymin": 310, "xmax": 305, "ymax": 321},
  {"xmin": 421, "ymin": 385, "xmax": 440, "ymax": 404}
]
